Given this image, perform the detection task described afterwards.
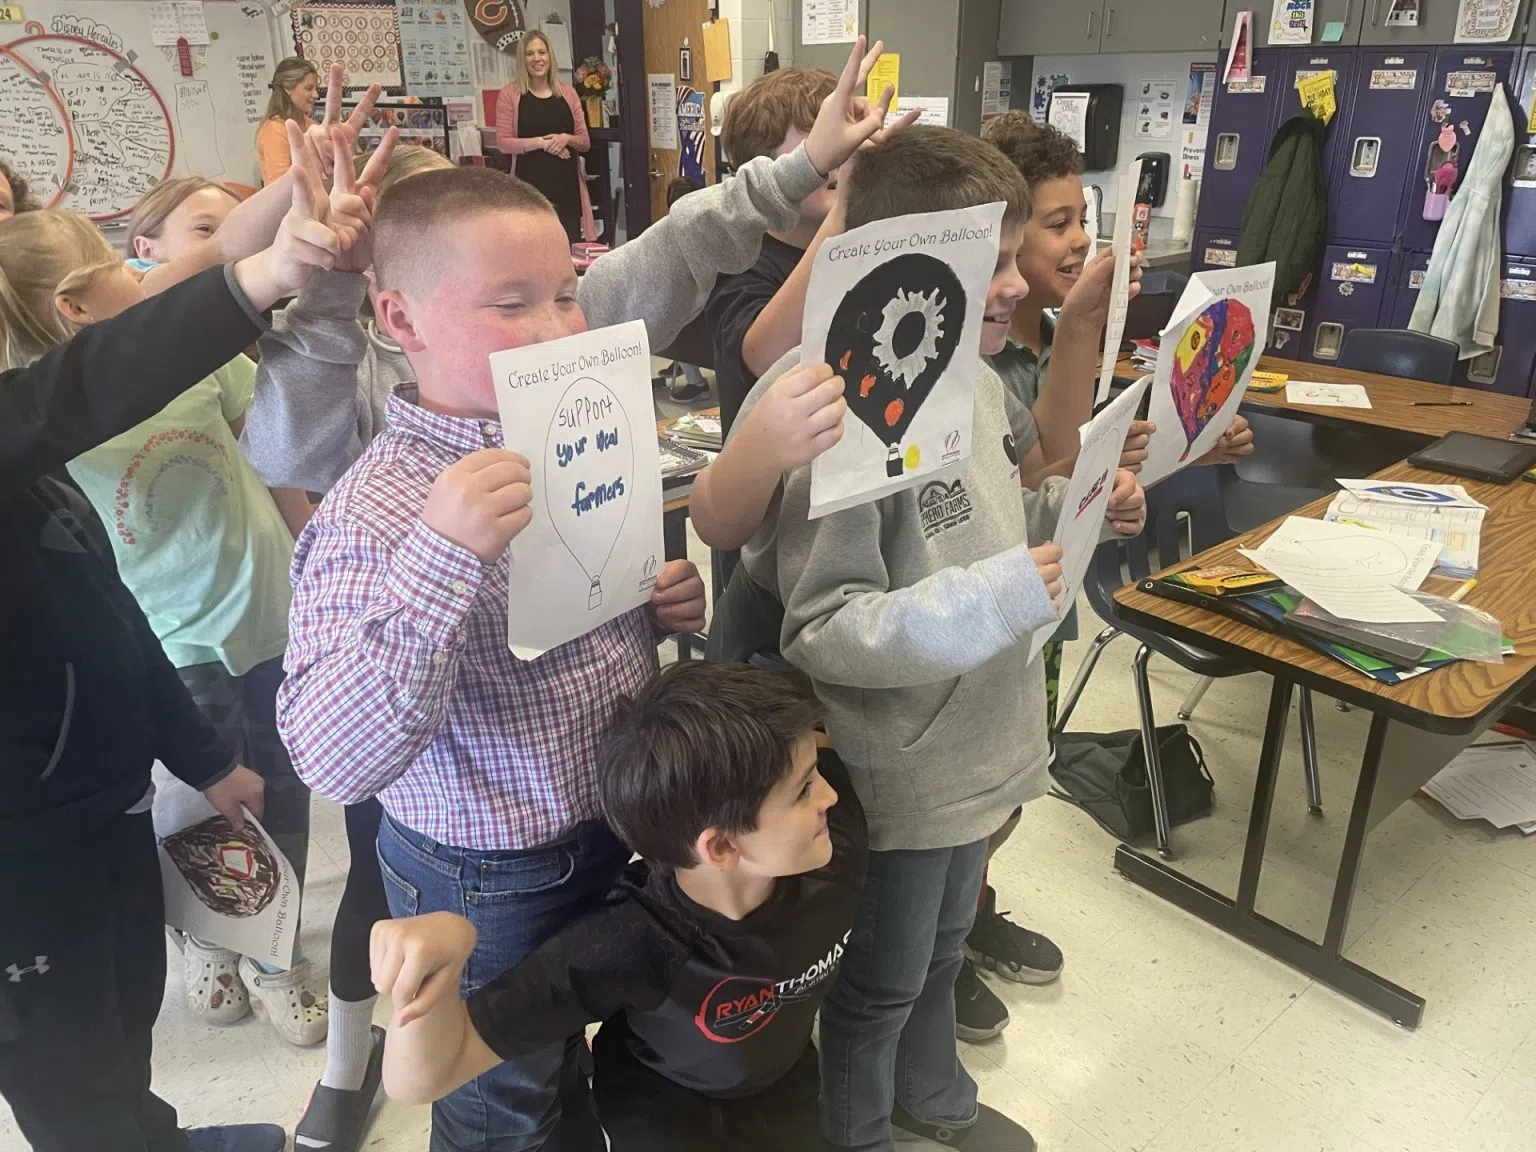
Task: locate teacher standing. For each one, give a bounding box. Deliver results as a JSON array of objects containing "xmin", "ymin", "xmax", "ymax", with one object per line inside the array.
[
  {"xmin": 256, "ymin": 57, "xmax": 320, "ymax": 186},
  {"xmin": 495, "ymin": 32, "xmax": 596, "ymax": 242}
]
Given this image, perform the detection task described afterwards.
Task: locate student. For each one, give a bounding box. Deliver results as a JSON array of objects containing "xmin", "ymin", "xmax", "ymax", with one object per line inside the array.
[
  {"xmin": 0, "ymin": 155, "xmax": 350, "ymax": 1152},
  {"xmin": 0, "ymin": 156, "xmax": 40, "ymax": 221},
  {"xmin": 127, "ymin": 176, "xmax": 243, "ymax": 267},
  {"xmin": 368, "ymin": 661, "xmax": 865, "ymax": 1152},
  {"xmin": 735, "ymin": 126, "xmax": 1147, "ymax": 1152}
]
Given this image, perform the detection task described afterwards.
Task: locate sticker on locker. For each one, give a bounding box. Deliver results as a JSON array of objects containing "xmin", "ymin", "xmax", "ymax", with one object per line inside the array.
[
  {"xmin": 1204, "ymin": 246, "xmax": 1238, "ymax": 267},
  {"xmin": 1331, "ymin": 261, "xmax": 1379, "ymax": 283},
  {"xmin": 1446, "ymin": 71, "xmax": 1497, "ymax": 97},
  {"xmin": 1370, "ymin": 69, "xmax": 1417, "ymax": 90}
]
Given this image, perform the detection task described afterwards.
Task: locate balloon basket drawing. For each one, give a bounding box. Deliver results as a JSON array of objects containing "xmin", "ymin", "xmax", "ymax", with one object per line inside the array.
[{"xmin": 588, "ymin": 576, "xmax": 603, "ymax": 610}]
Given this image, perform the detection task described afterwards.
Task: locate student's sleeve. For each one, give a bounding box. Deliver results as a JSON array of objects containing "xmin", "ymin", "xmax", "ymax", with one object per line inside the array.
[
  {"xmin": 707, "ymin": 266, "xmax": 778, "ymax": 430},
  {"xmin": 243, "ymin": 270, "xmax": 371, "ymax": 492},
  {"xmin": 576, "ymin": 145, "xmax": 825, "ymax": 350},
  {"xmin": 0, "ymin": 265, "xmax": 264, "ymax": 497},
  {"xmin": 277, "ymin": 513, "xmax": 487, "ymax": 804},
  {"xmin": 257, "ymin": 120, "xmax": 292, "ymax": 186},
  {"xmin": 218, "ymin": 354, "xmax": 258, "ymax": 423},
  {"xmin": 466, "ymin": 900, "xmax": 678, "ymax": 1057},
  {"xmin": 771, "ymin": 471, "xmax": 1065, "ymax": 691}
]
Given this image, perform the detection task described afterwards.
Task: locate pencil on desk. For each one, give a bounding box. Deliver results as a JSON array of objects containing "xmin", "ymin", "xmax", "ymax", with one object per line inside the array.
[
  {"xmin": 1449, "ymin": 578, "xmax": 1478, "ymax": 602},
  {"xmin": 1411, "ymin": 401, "xmax": 1473, "ymax": 407}
]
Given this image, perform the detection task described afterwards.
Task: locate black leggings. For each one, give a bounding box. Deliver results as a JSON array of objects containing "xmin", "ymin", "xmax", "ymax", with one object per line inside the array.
[{"xmin": 330, "ymin": 799, "xmax": 390, "ymax": 1003}]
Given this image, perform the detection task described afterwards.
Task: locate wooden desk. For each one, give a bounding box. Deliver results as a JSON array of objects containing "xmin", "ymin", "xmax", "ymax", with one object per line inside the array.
[
  {"xmin": 656, "ymin": 407, "xmax": 721, "ymax": 659},
  {"xmin": 1113, "ymin": 354, "xmax": 1529, "ymax": 443},
  {"xmin": 1109, "ymin": 459, "xmax": 1536, "ymax": 1027}
]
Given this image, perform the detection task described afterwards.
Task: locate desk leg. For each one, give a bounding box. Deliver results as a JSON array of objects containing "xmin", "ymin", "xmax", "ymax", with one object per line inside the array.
[
  {"xmin": 663, "ymin": 506, "xmax": 695, "ymax": 661},
  {"xmin": 1115, "ymin": 681, "xmax": 1426, "ymax": 1028}
]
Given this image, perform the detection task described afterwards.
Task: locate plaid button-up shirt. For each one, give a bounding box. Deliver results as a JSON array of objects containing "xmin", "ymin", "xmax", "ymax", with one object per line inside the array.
[{"xmin": 279, "ymin": 387, "xmax": 657, "ymax": 850}]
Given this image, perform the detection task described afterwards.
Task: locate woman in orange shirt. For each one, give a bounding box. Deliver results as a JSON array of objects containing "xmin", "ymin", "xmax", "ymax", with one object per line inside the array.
[{"xmin": 255, "ymin": 58, "xmax": 320, "ymax": 185}]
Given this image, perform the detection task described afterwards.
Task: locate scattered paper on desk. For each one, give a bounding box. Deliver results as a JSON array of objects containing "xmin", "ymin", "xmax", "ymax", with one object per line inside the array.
[
  {"xmin": 1423, "ymin": 742, "xmax": 1536, "ymax": 831},
  {"xmin": 1335, "ymin": 478, "xmax": 1485, "ymax": 508},
  {"xmin": 1326, "ymin": 482, "xmax": 1486, "ymax": 578},
  {"xmin": 1256, "ymin": 516, "xmax": 1440, "ymax": 590},
  {"xmin": 1286, "ymin": 381, "xmax": 1372, "ymax": 408},
  {"xmin": 1096, "ymin": 158, "xmax": 1143, "ymax": 406},
  {"xmin": 1237, "ymin": 548, "xmax": 1441, "ymax": 622}
]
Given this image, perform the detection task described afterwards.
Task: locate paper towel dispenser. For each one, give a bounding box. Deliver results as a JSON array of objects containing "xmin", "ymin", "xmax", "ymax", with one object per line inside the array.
[{"xmin": 1047, "ymin": 84, "xmax": 1123, "ymax": 171}]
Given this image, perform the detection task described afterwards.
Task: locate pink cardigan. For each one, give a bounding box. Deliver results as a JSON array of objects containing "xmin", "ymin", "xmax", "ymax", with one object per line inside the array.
[{"xmin": 494, "ymin": 80, "xmax": 597, "ymax": 243}]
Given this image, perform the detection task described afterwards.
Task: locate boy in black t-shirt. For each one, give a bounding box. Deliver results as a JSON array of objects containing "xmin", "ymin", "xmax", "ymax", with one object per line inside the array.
[{"xmin": 369, "ymin": 662, "xmax": 865, "ymax": 1152}]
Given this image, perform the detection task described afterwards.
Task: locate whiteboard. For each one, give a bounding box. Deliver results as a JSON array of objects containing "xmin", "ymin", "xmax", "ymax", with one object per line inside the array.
[{"xmin": 0, "ymin": 1, "xmax": 281, "ymax": 221}]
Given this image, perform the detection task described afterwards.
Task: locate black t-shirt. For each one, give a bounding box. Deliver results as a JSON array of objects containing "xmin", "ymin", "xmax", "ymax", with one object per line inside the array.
[
  {"xmin": 466, "ymin": 748, "xmax": 866, "ymax": 1099},
  {"xmin": 704, "ymin": 234, "xmax": 805, "ymax": 435}
]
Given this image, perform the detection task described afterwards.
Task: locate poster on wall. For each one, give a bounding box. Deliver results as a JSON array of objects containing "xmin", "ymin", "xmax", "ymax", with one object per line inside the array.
[
  {"xmin": 1048, "ymin": 90, "xmax": 1090, "ymax": 152},
  {"xmin": 1386, "ymin": 0, "xmax": 1421, "ymax": 25},
  {"xmin": 981, "ymin": 61, "xmax": 1012, "ymax": 121},
  {"xmin": 468, "ymin": 0, "xmax": 527, "ymax": 57},
  {"xmin": 1181, "ymin": 62, "xmax": 1216, "ymax": 177},
  {"xmin": 1454, "ymin": 0, "xmax": 1519, "ymax": 42},
  {"xmin": 677, "ymin": 85, "xmax": 706, "ymax": 183},
  {"xmin": 1134, "ymin": 78, "xmax": 1177, "ymax": 140},
  {"xmin": 802, "ymin": 0, "xmax": 858, "ymax": 45},
  {"xmin": 292, "ymin": 3, "xmax": 404, "ymax": 89},
  {"xmin": 1140, "ymin": 262, "xmax": 1276, "ymax": 488},
  {"xmin": 802, "ymin": 203, "xmax": 1006, "ymax": 519},
  {"xmin": 648, "ymin": 73, "xmax": 678, "ymax": 149},
  {"xmin": 1269, "ymin": 0, "xmax": 1314, "ymax": 45},
  {"xmin": 491, "ymin": 321, "xmax": 664, "ymax": 659},
  {"xmin": 397, "ymin": 0, "xmax": 474, "ymax": 98}
]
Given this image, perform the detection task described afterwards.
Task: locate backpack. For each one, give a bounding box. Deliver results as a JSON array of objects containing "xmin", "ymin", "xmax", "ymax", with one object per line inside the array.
[{"xmin": 1236, "ymin": 112, "xmax": 1329, "ymax": 302}]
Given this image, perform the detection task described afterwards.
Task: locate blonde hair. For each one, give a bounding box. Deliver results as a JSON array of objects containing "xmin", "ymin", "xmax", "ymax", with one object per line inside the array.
[
  {"xmin": 262, "ymin": 57, "xmax": 318, "ymax": 127},
  {"xmin": 126, "ymin": 176, "xmax": 238, "ymax": 254},
  {"xmin": 515, "ymin": 31, "xmax": 560, "ymax": 93},
  {"xmin": 0, "ymin": 210, "xmax": 120, "ymax": 369},
  {"xmin": 353, "ymin": 142, "xmax": 453, "ymax": 198}
]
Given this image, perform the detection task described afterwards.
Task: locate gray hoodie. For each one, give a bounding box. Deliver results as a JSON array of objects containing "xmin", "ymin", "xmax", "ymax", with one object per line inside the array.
[
  {"xmin": 738, "ymin": 352, "xmax": 1067, "ymax": 852},
  {"xmin": 243, "ymin": 145, "xmax": 827, "ymax": 492}
]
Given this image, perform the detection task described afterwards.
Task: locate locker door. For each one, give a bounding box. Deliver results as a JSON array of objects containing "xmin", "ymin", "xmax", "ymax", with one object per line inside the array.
[
  {"xmin": 1277, "ymin": 48, "xmax": 1361, "ymax": 219},
  {"xmin": 1308, "ymin": 244, "xmax": 1393, "ymax": 363},
  {"xmin": 1332, "ymin": 49, "xmax": 1433, "ymax": 245},
  {"xmin": 1507, "ymin": 48, "xmax": 1536, "ymax": 259},
  {"xmin": 1191, "ymin": 226, "xmax": 1240, "ymax": 274},
  {"xmin": 1195, "ymin": 53, "xmax": 1286, "ymax": 232},
  {"xmin": 1472, "ymin": 259, "xmax": 1536, "ymax": 395},
  {"xmin": 1384, "ymin": 250, "xmax": 1431, "ymax": 331}
]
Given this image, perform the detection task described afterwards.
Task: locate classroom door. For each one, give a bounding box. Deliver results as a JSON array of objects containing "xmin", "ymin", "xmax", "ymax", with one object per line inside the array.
[{"xmin": 642, "ymin": 0, "xmax": 717, "ymax": 222}]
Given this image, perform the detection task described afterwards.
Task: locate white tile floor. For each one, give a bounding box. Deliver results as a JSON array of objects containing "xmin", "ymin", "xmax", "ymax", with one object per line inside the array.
[{"xmin": 6, "ymin": 554, "xmax": 1536, "ymax": 1151}]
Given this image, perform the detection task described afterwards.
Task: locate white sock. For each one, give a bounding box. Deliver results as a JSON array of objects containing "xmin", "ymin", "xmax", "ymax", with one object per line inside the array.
[{"xmin": 320, "ymin": 994, "xmax": 378, "ymax": 1092}]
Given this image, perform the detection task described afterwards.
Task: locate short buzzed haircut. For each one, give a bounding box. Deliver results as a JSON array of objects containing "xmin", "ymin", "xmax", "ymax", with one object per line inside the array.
[
  {"xmin": 843, "ymin": 126, "xmax": 1031, "ymax": 232},
  {"xmin": 599, "ymin": 662, "xmax": 825, "ymax": 871},
  {"xmin": 721, "ymin": 67, "xmax": 837, "ymax": 168},
  {"xmin": 373, "ymin": 166, "xmax": 555, "ymax": 291},
  {"xmin": 982, "ymin": 112, "xmax": 1085, "ymax": 188}
]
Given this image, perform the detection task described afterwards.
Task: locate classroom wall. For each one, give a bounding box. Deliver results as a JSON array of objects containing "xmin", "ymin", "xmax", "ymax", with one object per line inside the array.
[
  {"xmin": 1030, "ymin": 49, "xmax": 1219, "ymax": 221},
  {"xmin": 717, "ymin": 0, "xmax": 795, "ymax": 92}
]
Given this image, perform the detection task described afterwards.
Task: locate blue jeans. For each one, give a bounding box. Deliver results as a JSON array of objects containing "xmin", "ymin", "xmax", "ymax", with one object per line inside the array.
[
  {"xmin": 378, "ymin": 814, "xmax": 628, "ymax": 1152},
  {"xmin": 818, "ymin": 839, "xmax": 989, "ymax": 1151}
]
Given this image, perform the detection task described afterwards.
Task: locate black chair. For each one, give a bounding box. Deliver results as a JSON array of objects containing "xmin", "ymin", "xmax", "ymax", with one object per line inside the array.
[
  {"xmin": 1338, "ymin": 327, "xmax": 1460, "ymax": 384},
  {"xmin": 1053, "ymin": 466, "xmax": 1323, "ymax": 858}
]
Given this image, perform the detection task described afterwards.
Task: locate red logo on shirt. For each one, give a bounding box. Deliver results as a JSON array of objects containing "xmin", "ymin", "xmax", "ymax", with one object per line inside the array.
[{"xmin": 693, "ymin": 932, "xmax": 849, "ymax": 1044}]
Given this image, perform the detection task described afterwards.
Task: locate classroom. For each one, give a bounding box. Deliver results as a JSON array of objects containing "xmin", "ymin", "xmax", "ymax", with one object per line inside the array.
[{"xmin": 3, "ymin": 0, "xmax": 1536, "ymax": 1151}]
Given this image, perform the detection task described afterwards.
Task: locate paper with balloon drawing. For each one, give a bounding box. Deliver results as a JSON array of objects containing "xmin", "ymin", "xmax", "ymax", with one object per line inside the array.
[
  {"xmin": 492, "ymin": 320, "xmax": 664, "ymax": 658},
  {"xmin": 804, "ymin": 202, "xmax": 1007, "ymax": 519},
  {"xmin": 1140, "ymin": 262, "xmax": 1276, "ymax": 488},
  {"xmin": 1028, "ymin": 375, "xmax": 1151, "ymax": 666}
]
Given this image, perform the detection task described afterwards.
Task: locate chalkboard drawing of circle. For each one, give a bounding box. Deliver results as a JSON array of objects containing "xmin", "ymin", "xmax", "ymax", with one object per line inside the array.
[
  {"xmin": 161, "ymin": 815, "xmax": 282, "ymax": 918},
  {"xmin": 824, "ymin": 252, "xmax": 965, "ymax": 478},
  {"xmin": 0, "ymin": 45, "xmax": 75, "ymax": 208}
]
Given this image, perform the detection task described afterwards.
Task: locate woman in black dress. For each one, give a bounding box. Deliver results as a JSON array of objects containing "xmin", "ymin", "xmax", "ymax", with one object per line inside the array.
[{"xmin": 494, "ymin": 32, "xmax": 593, "ymax": 242}]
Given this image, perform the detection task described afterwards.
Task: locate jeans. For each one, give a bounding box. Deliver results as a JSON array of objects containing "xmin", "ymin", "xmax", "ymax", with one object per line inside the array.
[
  {"xmin": 819, "ymin": 839, "xmax": 989, "ymax": 1151},
  {"xmin": 377, "ymin": 813, "xmax": 628, "ymax": 1152}
]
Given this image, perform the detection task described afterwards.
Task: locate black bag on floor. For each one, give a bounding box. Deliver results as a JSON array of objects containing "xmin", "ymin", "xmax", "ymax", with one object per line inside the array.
[{"xmin": 1050, "ymin": 725, "xmax": 1214, "ymax": 842}]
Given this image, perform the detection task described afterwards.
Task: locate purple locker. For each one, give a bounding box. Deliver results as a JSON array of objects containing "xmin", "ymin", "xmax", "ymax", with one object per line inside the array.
[
  {"xmin": 1268, "ymin": 275, "xmax": 1322, "ymax": 363},
  {"xmin": 1507, "ymin": 48, "xmax": 1536, "ymax": 258},
  {"xmin": 1191, "ymin": 227, "xmax": 1240, "ymax": 273},
  {"xmin": 1196, "ymin": 53, "xmax": 1286, "ymax": 232},
  {"xmin": 1384, "ymin": 250, "xmax": 1431, "ymax": 331},
  {"xmin": 1398, "ymin": 48, "xmax": 1517, "ymax": 255},
  {"xmin": 1276, "ymin": 48, "xmax": 1360, "ymax": 189},
  {"xmin": 1305, "ymin": 244, "xmax": 1394, "ymax": 364},
  {"xmin": 1333, "ymin": 50, "xmax": 1434, "ymax": 246},
  {"xmin": 1469, "ymin": 258, "xmax": 1536, "ymax": 395}
]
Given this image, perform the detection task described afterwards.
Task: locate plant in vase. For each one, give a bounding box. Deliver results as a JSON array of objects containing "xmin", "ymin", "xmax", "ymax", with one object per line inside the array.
[{"xmin": 574, "ymin": 56, "xmax": 613, "ymax": 128}]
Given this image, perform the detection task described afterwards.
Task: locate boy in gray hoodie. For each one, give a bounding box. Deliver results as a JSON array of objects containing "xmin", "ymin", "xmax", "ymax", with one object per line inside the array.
[{"xmin": 736, "ymin": 127, "xmax": 1145, "ymax": 1152}]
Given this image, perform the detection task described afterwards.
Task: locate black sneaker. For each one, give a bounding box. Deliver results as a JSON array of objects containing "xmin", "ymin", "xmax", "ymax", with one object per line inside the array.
[
  {"xmin": 293, "ymin": 1025, "xmax": 386, "ymax": 1151},
  {"xmin": 966, "ymin": 886, "xmax": 1064, "ymax": 985},
  {"xmin": 954, "ymin": 956, "xmax": 1009, "ymax": 1042},
  {"xmin": 893, "ymin": 1102, "xmax": 1036, "ymax": 1151}
]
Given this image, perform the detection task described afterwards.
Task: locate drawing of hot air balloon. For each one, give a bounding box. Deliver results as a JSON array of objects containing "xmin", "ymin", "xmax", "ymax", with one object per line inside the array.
[
  {"xmin": 545, "ymin": 377, "xmax": 634, "ymax": 611},
  {"xmin": 1169, "ymin": 297, "xmax": 1255, "ymax": 461},
  {"xmin": 825, "ymin": 253, "xmax": 966, "ymax": 478}
]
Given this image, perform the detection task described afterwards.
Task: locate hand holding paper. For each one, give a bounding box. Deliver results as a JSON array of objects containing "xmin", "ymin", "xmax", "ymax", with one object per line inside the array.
[
  {"xmin": 422, "ymin": 449, "xmax": 535, "ymax": 565},
  {"xmin": 1032, "ymin": 542, "xmax": 1065, "ymax": 606},
  {"xmin": 1094, "ymin": 158, "xmax": 1143, "ymax": 406},
  {"xmin": 1106, "ymin": 468, "xmax": 1147, "ymax": 536}
]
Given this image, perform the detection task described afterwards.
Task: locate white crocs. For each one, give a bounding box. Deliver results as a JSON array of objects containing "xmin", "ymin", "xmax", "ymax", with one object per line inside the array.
[
  {"xmin": 239, "ymin": 955, "xmax": 329, "ymax": 1046},
  {"xmin": 183, "ymin": 937, "xmax": 251, "ymax": 1025}
]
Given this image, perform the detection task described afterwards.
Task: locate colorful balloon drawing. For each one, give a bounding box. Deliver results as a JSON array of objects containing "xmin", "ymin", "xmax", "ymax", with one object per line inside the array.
[
  {"xmin": 161, "ymin": 816, "xmax": 281, "ymax": 918},
  {"xmin": 1169, "ymin": 297, "xmax": 1255, "ymax": 460},
  {"xmin": 824, "ymin": 253, "xmax": 965, "ymax": 478},
  {"xmin": 545, "ymin": 377, "xmax": 634, "ymax": 610}
]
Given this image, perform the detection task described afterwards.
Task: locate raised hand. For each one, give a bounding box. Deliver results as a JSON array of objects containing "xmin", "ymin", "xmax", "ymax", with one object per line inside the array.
[
  {"xmin": 739, "ymin": 362, "xmax": 847, "ymax": 472},
  {"xmin": 305, "ymin": 63, "xmax": 383, "ymax": 185},
  {"xmin": 804, "ymin": 37, "xmax": 919, "ymax": 178},
  {"xmin": 329, "ymin": 126, "xmax": 386, "ymax": 273},
  {"xmin": 1059, "ymin": 246, "xmax": 1144, "ymax": 339},
  {"xmin": 422, "ymin": 449, "xmax": 535, "ymax": 565}
]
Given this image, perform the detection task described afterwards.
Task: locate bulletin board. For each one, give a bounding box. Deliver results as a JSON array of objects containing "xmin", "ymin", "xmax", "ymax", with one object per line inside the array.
[{"xmin": 0, "ymin": 1, "xmax": 280, "ymax": 220}]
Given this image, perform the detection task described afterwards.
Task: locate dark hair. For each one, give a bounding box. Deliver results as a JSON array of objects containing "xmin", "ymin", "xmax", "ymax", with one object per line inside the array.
[
  {"xmin": 599, "ymin": 662, "xmax": 825, "ymax": 870},
  {"xmin": 721, "ymin": 67, "xmax": 838, "ymax": 168},
  {"xmin": 0, "ymin": 158, "xmax": 40, "ymax": 214},
  {"xmin": 666, "ymin": 177, "xmax": 701, "ymax": 207},
  {"xmin": 843, "ymin": 125, "xmax": 1031, "ymax": 232},
  {"xmin": 373, "ymin": 166, "xmax": 555, "ymax": 290},
  {"xmin": 982, "ymin": 112, "xmax": 1085, "ymax": 187}
]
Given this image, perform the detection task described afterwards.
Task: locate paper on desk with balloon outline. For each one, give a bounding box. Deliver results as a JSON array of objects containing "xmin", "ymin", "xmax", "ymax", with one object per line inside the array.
[
  {"xmin": 492, "ymin": 320, "xmax": 664, "ymax": 659},
  {"xmin": 1140, "ymin": 262, "xmax": 1275, "ymax": 488}
]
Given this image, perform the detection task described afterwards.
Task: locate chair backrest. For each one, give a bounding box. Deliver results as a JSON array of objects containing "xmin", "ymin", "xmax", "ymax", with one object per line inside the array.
[
  {"xmin": 1337, "ymin": 328, "xmax": 1459, "ymax": 385},
  {"xmin": 1084, "ymin": 466, "xmax": 1230, "ymax": 626}
]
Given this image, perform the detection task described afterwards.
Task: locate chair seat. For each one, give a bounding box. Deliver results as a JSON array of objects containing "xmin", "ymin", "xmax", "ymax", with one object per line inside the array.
[{"xmin": 1116, "ymin": 615, "xmax": 1258, "ymax": 679}]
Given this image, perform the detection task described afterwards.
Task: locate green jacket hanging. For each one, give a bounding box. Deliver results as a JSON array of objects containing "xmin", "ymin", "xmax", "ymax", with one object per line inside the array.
[{"xmin": 1237, "ymin": 113, "xmax": 1329, "ymax": 302}]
